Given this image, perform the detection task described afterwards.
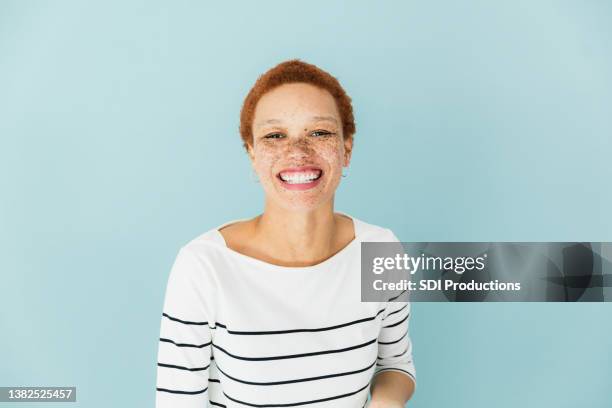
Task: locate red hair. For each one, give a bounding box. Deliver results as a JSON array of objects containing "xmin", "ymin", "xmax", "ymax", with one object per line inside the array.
[{"xmin": 239, "ymin": 59, "xmax": 356, "ymax": 151}]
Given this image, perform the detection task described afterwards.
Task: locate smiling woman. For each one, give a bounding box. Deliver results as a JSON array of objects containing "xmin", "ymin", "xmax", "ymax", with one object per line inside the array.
[
  {"xmin": 246, "ymin": 81, "xmax": 351, "ymax": 213},
  {"xmin": 155, "ymin": 59, "xmax": 416, "ymax": 408}
]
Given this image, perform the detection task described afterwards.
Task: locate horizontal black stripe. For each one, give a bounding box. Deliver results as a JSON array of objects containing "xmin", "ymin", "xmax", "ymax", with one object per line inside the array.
[
  {"xmin": 222, "ymin": 380, "xmax": 370, "ymax": 407},
  {"xmin": 213, "ymin": 338, "xmax": 377, "ymax": 361},
  {"xmin": 210, "ymin": 401, "xmax": 226, "ymax": 407},
  {"xmin": 376, "ymin": 361, "xmax": 411, "ymax": 366},
  {"xmin": 215, "ymin": 358, "xmax": 377, "ymax": 386},
  {"xmin": 378, "ymin": 329, "xmax": 407, "ymax": 345},
  {"xmin": 163, "ymin": 309, "xmax": 386, "ymax": 335},
  {"xmin": 388, "ymin": 289, "xmax": 408, "ymax": 301},
  {"xmin": 159, "ymin": 337, "xmax": 212, "ymax": 348},
  {"xmin": 382, "ymin": 312, "xmax": 409, "ymax": 328},
  {"xmin": 157, "ymin": 362, "xmax": 210, "ymax": 371},
  {"xmin": 214, "ymin": 308, "xmax": 386, "ymax": 335},
  {"xmin": 384, "ymin": 304, "xmax": 407, "ymax": 320},
  {"xmin": 378, "ymin": 347, "xmax": 409, "ymax": 360},
  {"xmin": 156, "ymin": 386, "xmax": 207, "ymax": 395},
  {"xmin": 162, "ymin": 312, "xmax": 208, "ymax": 325},
  {"xmin": 209, "ymin": 378, "xmax": 220, "ymax": 383}
]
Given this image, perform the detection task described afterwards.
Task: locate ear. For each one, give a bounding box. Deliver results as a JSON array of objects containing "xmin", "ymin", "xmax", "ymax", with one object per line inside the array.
[{"xmin": 343, "ymin": 136, "xmax": 353, "ymax": 167}]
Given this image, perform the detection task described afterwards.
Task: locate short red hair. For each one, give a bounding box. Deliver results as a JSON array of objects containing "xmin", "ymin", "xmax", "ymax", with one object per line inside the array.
[{"xmin": 239, "ymin": 59, "xmax": 356, "ymax": 152}]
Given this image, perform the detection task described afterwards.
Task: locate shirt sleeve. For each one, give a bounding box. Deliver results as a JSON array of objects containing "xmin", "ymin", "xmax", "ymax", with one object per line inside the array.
[
  {"xmin": 373, "ymin": 228, "xmax": 417, "ymax": 389},
  {"xmin": 374, "ymin": 300, "xmax": 416, "ymax": 388},
  {"xmin": 156, "ymin": 246, "xmax": 213, "ymax": 407}
]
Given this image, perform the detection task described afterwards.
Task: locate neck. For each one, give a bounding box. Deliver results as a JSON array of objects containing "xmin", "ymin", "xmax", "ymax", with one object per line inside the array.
[{"xmin": 254, "ymin": 199, "xmax": 340, "ymax": 266}]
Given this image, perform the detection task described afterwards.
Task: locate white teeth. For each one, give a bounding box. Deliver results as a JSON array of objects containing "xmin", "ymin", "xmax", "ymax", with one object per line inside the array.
[{"xmin": 279, "ymin": 171, "xmax": 321, "ymax": 184}]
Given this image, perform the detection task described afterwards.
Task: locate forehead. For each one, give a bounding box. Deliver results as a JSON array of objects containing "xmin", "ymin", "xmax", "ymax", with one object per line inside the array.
[{"xmin": 253, "ymin": 83, "xmax": 340, "ymax": 124}]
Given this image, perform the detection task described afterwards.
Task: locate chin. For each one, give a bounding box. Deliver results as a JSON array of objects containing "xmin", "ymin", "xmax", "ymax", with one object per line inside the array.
[{"xmin": 271, "ymin": 192, "xmax": 335, "ymax": 212}]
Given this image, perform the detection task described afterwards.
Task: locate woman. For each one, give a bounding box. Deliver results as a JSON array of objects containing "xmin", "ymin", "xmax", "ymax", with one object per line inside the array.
[{"xmin": 156, "ymin": 59, "xmax": 416, "ymax": 408}]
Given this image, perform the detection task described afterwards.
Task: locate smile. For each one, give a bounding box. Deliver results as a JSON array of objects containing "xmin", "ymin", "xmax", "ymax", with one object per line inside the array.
[{"xmin": 276, "ymin": 166, "xmax": 323, "ymax": 190}]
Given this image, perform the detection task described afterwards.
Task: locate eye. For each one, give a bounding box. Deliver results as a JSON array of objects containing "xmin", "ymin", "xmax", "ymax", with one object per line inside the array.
[
  {"xmin": 263, "ymin": 132, "xmax": 284, "ymax": 139},
  {"xmin": 311, "ymin": 130, "xmax": 335, "ymax": 137}
]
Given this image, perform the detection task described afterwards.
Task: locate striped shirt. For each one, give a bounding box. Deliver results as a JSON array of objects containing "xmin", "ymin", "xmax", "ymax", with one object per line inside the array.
[{"xmin": 156, "ymin": 214, "xmax": 416, "ymax": 407}]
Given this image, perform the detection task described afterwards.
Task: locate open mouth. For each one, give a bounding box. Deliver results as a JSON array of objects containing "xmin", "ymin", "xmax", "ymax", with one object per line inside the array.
[{"xmin": 276, "ymin": 166, "xmax": 323, "ymax": 187}]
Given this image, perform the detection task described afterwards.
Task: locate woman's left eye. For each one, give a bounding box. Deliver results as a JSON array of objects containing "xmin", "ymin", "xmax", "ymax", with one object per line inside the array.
[{"xmin": 312, "ymin": 130, "xmax": 334, "ymax": 137}]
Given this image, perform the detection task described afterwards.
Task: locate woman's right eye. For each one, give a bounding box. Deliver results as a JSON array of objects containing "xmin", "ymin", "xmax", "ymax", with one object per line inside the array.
[{"xmin": 264, "ymin": 133, "xmax": 284, "ymax": 139}]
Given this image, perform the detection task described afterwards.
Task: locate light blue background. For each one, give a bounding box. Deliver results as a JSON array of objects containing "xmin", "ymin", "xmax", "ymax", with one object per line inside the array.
[{"xmin": 1, "ymin": 1, "xmax": 611, "ymax": 407}]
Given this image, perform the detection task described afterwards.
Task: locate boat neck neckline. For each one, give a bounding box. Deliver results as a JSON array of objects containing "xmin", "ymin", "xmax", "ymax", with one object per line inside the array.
[{"xmin": 211, "ymin": 212, "xmax": 362, "ymax": 272}]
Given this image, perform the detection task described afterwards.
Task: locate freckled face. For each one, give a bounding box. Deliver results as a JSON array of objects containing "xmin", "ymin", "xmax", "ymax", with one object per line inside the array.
[{"xmin": 248, "ymin": 83, "xmax": 353, "ymax": 211}]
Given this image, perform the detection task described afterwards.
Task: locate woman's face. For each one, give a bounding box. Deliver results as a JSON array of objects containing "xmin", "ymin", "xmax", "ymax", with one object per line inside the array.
[{"xmin": 248, "ymin": 82, "xmax": 353, "ymax": 211}]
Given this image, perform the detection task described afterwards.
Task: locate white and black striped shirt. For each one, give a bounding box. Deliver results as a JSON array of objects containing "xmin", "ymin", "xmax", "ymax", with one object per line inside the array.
[{"xmin": 156, "ymin": 214, "xmax": 416, "ymax": 407}]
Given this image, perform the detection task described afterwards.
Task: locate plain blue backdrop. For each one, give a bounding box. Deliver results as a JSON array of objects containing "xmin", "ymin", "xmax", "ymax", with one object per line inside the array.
[{"xmin": 1, "ymin": 1, "xmax": 611, "ymax": 407}]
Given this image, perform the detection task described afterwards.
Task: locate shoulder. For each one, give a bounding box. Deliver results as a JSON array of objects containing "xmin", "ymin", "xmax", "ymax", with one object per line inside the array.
[
  {"xmin": 186, "ymin": 227, "xmax": 226, "ymax": 249},
  {"xmin": 352, "ymin": 216, "xmax": 400, "ymax": 242},
  {"xmin": 164, "ymin": 226, "xmax": 231, "ymax": 290},
  {"xmin": 173, "ymin": 225, "xmax": 228, "ymax": 264}
]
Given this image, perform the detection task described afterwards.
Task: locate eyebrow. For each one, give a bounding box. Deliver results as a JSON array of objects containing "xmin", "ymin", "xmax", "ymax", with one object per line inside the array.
[{"xmin": 255, "ymin": 116, "xmax": 338, "ymax": 129}]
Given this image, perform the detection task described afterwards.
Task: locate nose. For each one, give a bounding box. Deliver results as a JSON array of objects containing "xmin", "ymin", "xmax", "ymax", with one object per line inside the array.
[{"xmin": 285, "ymin": 136, "xmax": 313, "ymax": 159}]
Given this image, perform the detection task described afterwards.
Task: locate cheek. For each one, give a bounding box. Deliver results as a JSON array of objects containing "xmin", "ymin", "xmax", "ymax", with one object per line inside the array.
[
  {"xmin": 253, "ymin": 146, "xmax": 280, "ymax": 173},
  {"xmin": 318, "ymin": 142, "xmax": 345, "ymax": 168}
]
